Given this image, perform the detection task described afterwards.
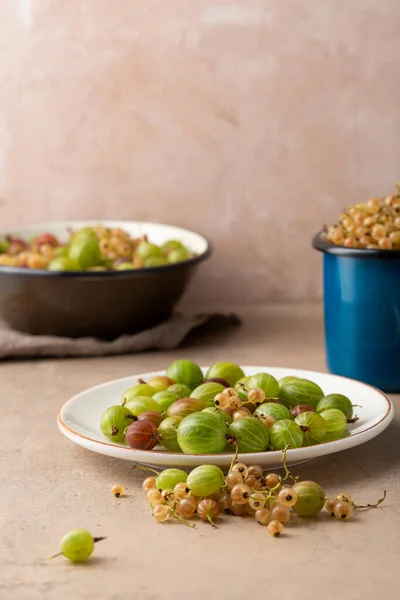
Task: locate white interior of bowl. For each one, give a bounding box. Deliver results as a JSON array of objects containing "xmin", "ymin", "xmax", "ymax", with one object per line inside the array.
[{"xmin": 0, "ymin": 220, "xmax": 209, "ymax": 256}]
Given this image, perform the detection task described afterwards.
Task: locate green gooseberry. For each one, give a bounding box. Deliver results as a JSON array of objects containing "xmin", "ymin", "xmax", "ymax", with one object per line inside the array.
[
  {"xmin": 247, "ymin": 372, "xmax": 280, "ymax": 399},
  {"xmin": 147, "ymin": 376, "xmax": 175, "ymax": 392},
  {"xmin": 58, "ymin": 529, "xmax": 97, "ymax": 563},
  {"xmin": 235, "ymin": 376, "xmax": 252, "ymax": 392},
  {"xmin": 116, "ymin": 262, "xmax": 135, "ymax": 270},
  {"xmin": 177, "ymin": 412, "xmax": 227, "ymax": 454},
  {"xmin": 144, "ymin": 256, "xmax": 168, "ymax": 268},
  {"xmin": 157, "ymin": 416, "xmax": 183, "ymax": 452},
  {"xmin": 155, "ymin": 468, "xmax": 188, "ymax": 491},
  {"xmin": 167, "ymin": 248, "xmax": 191, "ymax": 263},
  {"xmin": 0, "ymin": 239, "xmax": 10, "ymax": 253},
  {"xmin": 320, "ymin": 408, "xmax": 348, "ymax": 441},
  {"xmin": 68, "ymin": 228, "xmax": 101, "ymax": 269},
  {"xmin": 100, "ymin": 405, "xmax": 135, "ymax": 443},
  {"xmin": 279, "ymin": 377, "xmax": 324, "ymax": 409},
  {"xmin": 316, "ymin": 394, "xmax": 353, "ymax": 420},
  {"xmin": 270, "ymin": 419, "xmax": 304, "ymax": 449},
  {"xmin": 153, "ymin": 390, "xmax": 179, "ymax": 412},
  {"xmin": 123, "ymin": 396, "xmax": 161, "ymax": 417},
  {"xmin": 186, "ymin": 465, "xmax": 225, "ymax": 497},
  {"xmin": 292, "ymin": 481, "xmax": 326, "ymax": 516},
  {"xmin": 234, "ymin": 376, "xmax": 251, "ymax": 401},
  {"xmin": 166, "ymin": 360, "xmax": 204, "ymax": 391},
  {"xmin": 122, "ymin": 384, "xmax": 158, "ymax": 404},
  {"xmin": 136, "ymin": 241, "xmax": 163, "ymax": 260},
  {"xmin": 254, "ymin": 402, "xmax": 292, "ymax": 421},
  {"xmin": 167, "ymin": 383, "xmax": 191, "ymax": 399},
  {"xmin": 53, "ymin": 246, "xmax": 68, "ymax": 258},
  {"xmin": 227, "ymin": 417, "xmax": 270, "ymax": 453},
  {"xmin": 278, "ymin": 376, "xmax": 299, "ymax": 386},
  {"xmin": 99, "ymin": 257, "xmax": 113, "ymax": 268},
  {"xmin": 190, "ymin": 382, "xmax": 225, "ymax": 407},
  {"xmin": 162, "ymin": 240, "xmax": 185, "ymax": 255},
  {"xmin": 294, "ymin": 412, "xmax": 327, "ymax": 445},
  {"xmin": 202, "ymin": 407, "xmax": 232, "ymax": 426},
  {"xmin": 205, "ymin": 363, "xmax": 245, "ymax": 388},
  {"xmin": 48, "ymin": 257, "xmax": 79, "ymax": 271}
]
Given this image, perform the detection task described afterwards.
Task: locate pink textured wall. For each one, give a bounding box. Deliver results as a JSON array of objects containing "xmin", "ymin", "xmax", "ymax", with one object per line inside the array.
[{"xmin": 1, "ymin": 1, "xmax": 400, "ymax": 304}]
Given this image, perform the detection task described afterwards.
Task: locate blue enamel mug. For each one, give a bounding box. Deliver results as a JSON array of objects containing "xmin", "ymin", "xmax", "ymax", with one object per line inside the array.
[{"xmin": 313, "ymin": 232, "xmax": 400, "ymax": 392}]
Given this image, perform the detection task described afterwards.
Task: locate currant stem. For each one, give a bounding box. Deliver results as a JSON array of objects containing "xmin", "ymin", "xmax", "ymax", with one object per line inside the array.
[
  {"xmin": 352, "ymin": 490, "xmax": 387, "ymax": 510},
  {"xmin": 47, "ymin": 552, "xmax": 63, "ymax": 560},
  {"xmin": 206, "ymin": 514, "xmax": 218, "ymax": 528},
  {"xmin": 240, "ymin": 399, "xmax": 255, "ymax": 407},
  {"xmin": 281, "ymin": 447, "xmax": 290, "ymax": 480},
  {"xmin": 228, "ymin": 443, "xmax": 239, "ymax": 473},
  {"xmin": 168, "ymin": 506, "xmax": 196, "ymax": 528},
  {"xmin": 281, "ymin": 446, "xmax": 299, "ymax": 483},
  {"xmin": 269, "ymin": 482, "xmax": 282, "ymax": 495},
  {"xmin": 132, "ymin": 465, "xmax": 160, "ymax": 476},
  {"xmin": 253, "ymin": 490, "xmax": 273, "ymax": 502}
]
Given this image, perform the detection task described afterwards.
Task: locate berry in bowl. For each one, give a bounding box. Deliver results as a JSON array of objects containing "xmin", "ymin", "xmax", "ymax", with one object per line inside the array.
[
  {"xmin": 0, "ymin": 223, "xmax": 196, "ymax": 271},
  {"xmin": 0, "ymin": 220, "xmax": 210, "ymax": 339}
]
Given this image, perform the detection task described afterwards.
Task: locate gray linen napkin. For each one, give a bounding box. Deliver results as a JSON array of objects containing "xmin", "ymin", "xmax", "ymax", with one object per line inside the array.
[{"xmin": 0, "ymin": 313, "xmax": 240, "ymax": 359}]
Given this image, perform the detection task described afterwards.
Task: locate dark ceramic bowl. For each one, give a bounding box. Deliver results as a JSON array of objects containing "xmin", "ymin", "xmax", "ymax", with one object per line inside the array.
[
  {"xmin": 0, "ymin": 220, "xmax": 211, "ymax": 339},
  {"xmin": 313, "ymin": 230, "xmax": 400, "ymax": 391}
]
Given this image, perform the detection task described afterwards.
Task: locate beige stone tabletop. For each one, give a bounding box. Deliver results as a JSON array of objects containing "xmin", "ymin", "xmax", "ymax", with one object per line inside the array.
[{"xmin": 1, "ymin": 303, "xmax": 399, "ymax": 600}]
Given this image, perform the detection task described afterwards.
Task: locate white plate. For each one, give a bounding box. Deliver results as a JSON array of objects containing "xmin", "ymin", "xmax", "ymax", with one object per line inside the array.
[{"xmin": 57, "ymin": 366, "xmax": 394, "ymax": 470}]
